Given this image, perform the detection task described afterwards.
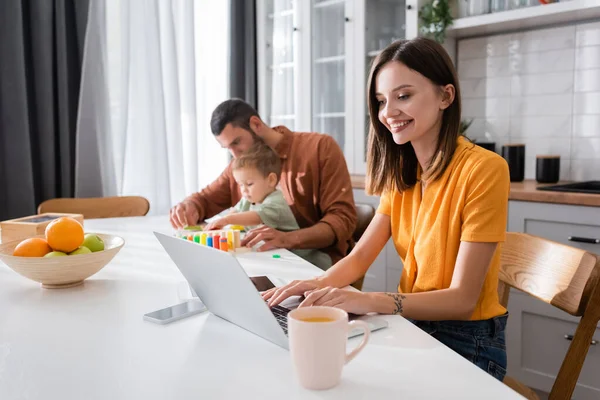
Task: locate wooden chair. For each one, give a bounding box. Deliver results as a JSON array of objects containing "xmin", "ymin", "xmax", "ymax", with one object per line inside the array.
[
  {"xmin": 499, "ymin": 232, "xmax": 600, "ymax": 400},
  {"xmin": 38, "ymin": 196, "xmax": 150, "ymax": 219},
  {"xmin": 350, "ymin": 203, "xmax": 375, "ymax": 290}
]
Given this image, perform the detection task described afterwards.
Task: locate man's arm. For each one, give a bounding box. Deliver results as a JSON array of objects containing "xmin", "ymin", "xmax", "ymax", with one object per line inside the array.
[
  {"xmin": 285, "ymin": 223, "xmax": 336, "ymax": 249},
  {"xmin": 287, "ymin": 136, "xmax": 357, "ymax": 250},
  {"xmin": 185, "ymin": 164, "xmax": 235, "ymax": 220},
  {"xmin": 170, "ymin": 164, "xmax": 235, "ymax": 229}
]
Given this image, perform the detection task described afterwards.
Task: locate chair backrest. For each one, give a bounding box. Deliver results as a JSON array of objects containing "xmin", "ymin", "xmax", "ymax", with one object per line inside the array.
[
  {"xmin": 499, "ymin": 232, "xmax": 600, "ymax": 400},
  {"xmin": 38, "ymin": 196, "xmax": 150, "ymax": 219},
  {"xmin": 500, "ymin": 232, "xmax": 599, "ymax": 316},
  {"xmin": 353, "ymin": 203, "xmax": 375, "ymax": 243}
]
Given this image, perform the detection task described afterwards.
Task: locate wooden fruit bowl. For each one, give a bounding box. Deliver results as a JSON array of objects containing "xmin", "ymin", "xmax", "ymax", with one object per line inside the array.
[{"xmin": 0, "ymin": 233, "xmax": 125, "ymax": 288}]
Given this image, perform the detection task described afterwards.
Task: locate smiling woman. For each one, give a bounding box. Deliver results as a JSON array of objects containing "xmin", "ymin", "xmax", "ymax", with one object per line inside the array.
[
  {"xmin": 367, "ymin": 38, "xmax": 462, "ymax": 194},
  {"xmin": 264, "ymin": 37, "xmax": 511, "ymax": 383}
]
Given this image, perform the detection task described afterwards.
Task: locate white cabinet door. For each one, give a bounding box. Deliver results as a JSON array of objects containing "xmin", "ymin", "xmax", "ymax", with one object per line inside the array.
[
  {"xmin": 311, "ymin": 0, "xmax": 353, "ymax": 162},
  {"xmin": 259, "ymin": 0, "xmax": 415, "ymax": 175},
  {"xmin": 506, "ymin": 290, "xmax": 600, "ymax": 399},
  {"xmin": 257, "ymin": 0, "xmax": 307, "ymax": 130},
  {"xmin": 508, "ymin": 200, "xmax": 600, "ymax": 255},
  {"xmin": 354, "ymin": 0, "xmax": 409, "ymax": 174}
]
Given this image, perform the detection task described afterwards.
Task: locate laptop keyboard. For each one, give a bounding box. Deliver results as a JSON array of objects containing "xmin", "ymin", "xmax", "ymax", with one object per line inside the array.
[
  {"xmin": 269, "ymin": 305, "xmax": 376, "ymax": 338},
  {"xmin": 271, "ymin": 305, "xmax": 291, "ymax": 334}
]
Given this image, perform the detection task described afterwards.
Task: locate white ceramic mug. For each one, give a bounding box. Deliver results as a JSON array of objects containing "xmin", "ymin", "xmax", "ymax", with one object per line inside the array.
[{"xmin": 287, "ymin": 306, "xmax": 370, "ymax": 390}]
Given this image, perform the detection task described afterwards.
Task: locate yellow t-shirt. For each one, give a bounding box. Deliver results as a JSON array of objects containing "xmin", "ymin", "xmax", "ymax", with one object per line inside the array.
[{"xmin": 377, "ymin": 136, "xmax": 510, "ymax": 321}]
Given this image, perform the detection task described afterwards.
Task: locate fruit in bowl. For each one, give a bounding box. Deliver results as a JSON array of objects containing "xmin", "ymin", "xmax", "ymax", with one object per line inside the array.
[
  {"xmin": 10, "ymin": 217, "xmax": 107, "ymax": 258},
  {"xmin": 45, "ymin": 216, "xmax": 84, "ymax": 253},
  {"xmin": 82, "ymin": 233, "xmax": 105, "ymax": 252},
  {"xmin": 69, "ymin": 246, "xmax": 92, "ymax": 255},
  {"xmin": 0, "ymin": 217, "xmax": 124, "ymax": 288},
  {"xmin": 13, "ymin": 238, "xmax": 53, "ymax": 257},
  {"xmin": 44, "ymin": 251, "xmax": 67, "ymax": 258}
]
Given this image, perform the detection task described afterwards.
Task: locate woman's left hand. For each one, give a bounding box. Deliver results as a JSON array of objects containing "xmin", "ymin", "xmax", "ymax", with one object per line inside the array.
[{"xmin": 299, "ymin": 287, "xmax": 374, "ymax": 315}]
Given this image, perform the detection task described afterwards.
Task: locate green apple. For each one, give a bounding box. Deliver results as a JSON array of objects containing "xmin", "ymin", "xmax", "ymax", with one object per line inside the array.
[
  {"xmin": 44, "ymin": 251, "xmax": 67, "ymax": 258},
  {"xmin": 82, "ymin": 234, "xmax": 105, "ymax": 252},
  {"xmin": 69, "ymin": 246, "xmax": 92, "ymax": 255}
]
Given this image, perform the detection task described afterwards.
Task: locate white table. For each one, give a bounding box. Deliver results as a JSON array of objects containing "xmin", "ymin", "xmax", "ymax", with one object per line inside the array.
[{"xmin": 0, "ymin": 216, "xmax": 523, "ymax": 399}]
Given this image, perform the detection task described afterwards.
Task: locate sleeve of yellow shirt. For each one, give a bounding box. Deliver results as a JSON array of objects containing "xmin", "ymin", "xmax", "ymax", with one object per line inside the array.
[
  {"xmin": 460, "ymin": 155, "xmax": 510, "ymax": 243},
  {"xmin": 377, "ymin": 190, "xmax": 392, "ymax": 216}
]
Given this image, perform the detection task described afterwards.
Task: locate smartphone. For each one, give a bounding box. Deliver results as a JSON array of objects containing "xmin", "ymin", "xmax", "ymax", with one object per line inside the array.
[
  {"xmin": 143, "ymin": 298, "xmax": 207, "ymax": 325},
  {"xmin": 250, "ymin": 276, "xmax": 276, "ymax": 292}
]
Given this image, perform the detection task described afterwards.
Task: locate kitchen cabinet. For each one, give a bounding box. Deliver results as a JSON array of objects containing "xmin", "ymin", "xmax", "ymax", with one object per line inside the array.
[
  {"xmin": 506, "ymin": 200, "xmax": 600, "ymax": 399},
  {"xmin": 508, "ymin": 200, "xmax": 600, "ymax": 254},
  {"xmin": 257, "ymin": 0, "xmax": 422, "ymax": 175},
  {"xmin": 447, "ymin": 0, "xmax": 600, "ymax": 40},
  {"xmin": 506, "ymin": 290, "xmax": 600, "ymax": 400}
]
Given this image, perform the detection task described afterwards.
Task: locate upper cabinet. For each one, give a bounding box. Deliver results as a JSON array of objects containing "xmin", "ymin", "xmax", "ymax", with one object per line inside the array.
[
  {"xmin": 258, "ymin": 0, "xmax": 298, "ymax": 131},
  {"xmin": 311, "ymin": 0, "xmax": 349, "ymax": 157},
  {"xmin": 257, "ymin": 0, "xmax": 421, "ymax": 174},
  {"xmin": 257, "ymin": 1, "xmax": 600, "ymax": 175},
  {"xmin": 448, "ymin": 0, "xmax": 600, "ymax": 39}
]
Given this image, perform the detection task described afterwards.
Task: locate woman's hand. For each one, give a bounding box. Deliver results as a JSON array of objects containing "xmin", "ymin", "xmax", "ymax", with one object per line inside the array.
[
  {"xmin": 262, "ymin": 279, "xmax": 322, "ymax": 307},
  {"xmin": 300, "ymin": 287, "xmax": 375, "ymax": 315}
]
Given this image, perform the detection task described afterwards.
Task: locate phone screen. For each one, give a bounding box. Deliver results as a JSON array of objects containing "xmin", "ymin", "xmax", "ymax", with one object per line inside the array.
[
  {"xmin": 250, "ymin": 276, "xmax": 276, "ymax": 292},
  {"xmin": 145, "ymin": 299, "xmax": 206, "ymax": 321}
]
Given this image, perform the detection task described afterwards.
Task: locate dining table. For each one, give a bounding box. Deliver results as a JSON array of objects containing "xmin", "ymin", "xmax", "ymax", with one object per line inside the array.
[{"xmin": 0, "ymin": 215, "xmax": 524, "ymax": 399}]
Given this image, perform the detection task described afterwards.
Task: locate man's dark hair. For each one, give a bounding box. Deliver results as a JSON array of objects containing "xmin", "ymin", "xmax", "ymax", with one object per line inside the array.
[{"xmin": 210, "ymin": 98, "xmax": 260, "ymax": 135}]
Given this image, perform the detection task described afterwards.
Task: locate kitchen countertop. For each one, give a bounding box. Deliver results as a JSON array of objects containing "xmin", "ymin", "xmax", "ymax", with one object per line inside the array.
[
  {"xmin": 508, "ymin": 180, "xmax": 600, "ymax": 207},
  {"xmin": 350, "ymin": 175, "xmax": 600, "ymax": 207}
]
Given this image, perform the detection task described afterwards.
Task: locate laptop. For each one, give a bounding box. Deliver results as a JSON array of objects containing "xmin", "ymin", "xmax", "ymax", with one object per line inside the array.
[{"xmin": 153, "ymin": 231, "xmax": 388, "ymax": 350}]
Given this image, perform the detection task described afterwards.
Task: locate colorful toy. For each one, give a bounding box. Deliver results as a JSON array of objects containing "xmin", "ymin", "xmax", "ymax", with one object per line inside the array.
[
  {"xmin": 176, "ymin": 228, "xmax": 246, "ymax": 253},
  {"xmin": 183, "ymin": 225, "xmax": 205, "ymax": 231},
  {"xmin": 220, "ymin": 237, "xmax": 228, "ymax": 252}
]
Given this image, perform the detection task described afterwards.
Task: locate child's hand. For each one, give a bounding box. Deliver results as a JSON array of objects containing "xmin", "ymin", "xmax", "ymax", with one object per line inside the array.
[{"xmin": 204, "ymin": 219, "xmax": 227, "ymax": 231}]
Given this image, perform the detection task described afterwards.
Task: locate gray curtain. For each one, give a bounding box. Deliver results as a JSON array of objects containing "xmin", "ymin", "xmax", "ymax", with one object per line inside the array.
[
  {"xmin": 0, "ymin": 0, "xmax": 89, "ymax": 221},
  {"xmin": 229, "ymin": 0, "xmax": 257, "ymax": 107}
]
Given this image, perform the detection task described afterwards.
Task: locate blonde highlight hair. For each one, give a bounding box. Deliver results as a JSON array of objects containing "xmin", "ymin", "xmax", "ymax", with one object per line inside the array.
[
  {"xmin": 232, "ymin": 142, "xmax": 282, "ymax": 183},
  {"xmin": 366, "ymin": 37, "xmax": 462, "ymax": 196}
]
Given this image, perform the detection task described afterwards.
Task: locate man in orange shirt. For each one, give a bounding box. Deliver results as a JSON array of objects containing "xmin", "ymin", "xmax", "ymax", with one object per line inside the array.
[{"xmin": 170, "ymin": 99, "xmax": 357, "ymax": 268}]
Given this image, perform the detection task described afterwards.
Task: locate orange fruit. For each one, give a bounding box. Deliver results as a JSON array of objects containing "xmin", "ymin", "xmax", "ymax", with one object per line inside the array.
[
  {"xmin": 45, "ymin": 217, "xmax": 84, "ymax": 253},
  {"xmin": 13, "ymin": 238, "xmax": 52, "ymax": 257}
]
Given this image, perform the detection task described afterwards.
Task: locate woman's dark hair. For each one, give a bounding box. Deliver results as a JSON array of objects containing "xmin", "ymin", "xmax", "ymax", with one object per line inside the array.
[{"xmin": 366, "ymin": 37, "xmax": 461, "ymax": 195}]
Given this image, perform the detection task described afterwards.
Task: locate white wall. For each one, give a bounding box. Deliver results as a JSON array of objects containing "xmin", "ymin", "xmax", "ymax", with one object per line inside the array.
[{"xmin": 458, "ymin": 21, "xmax": 600, "ymax": 181}]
